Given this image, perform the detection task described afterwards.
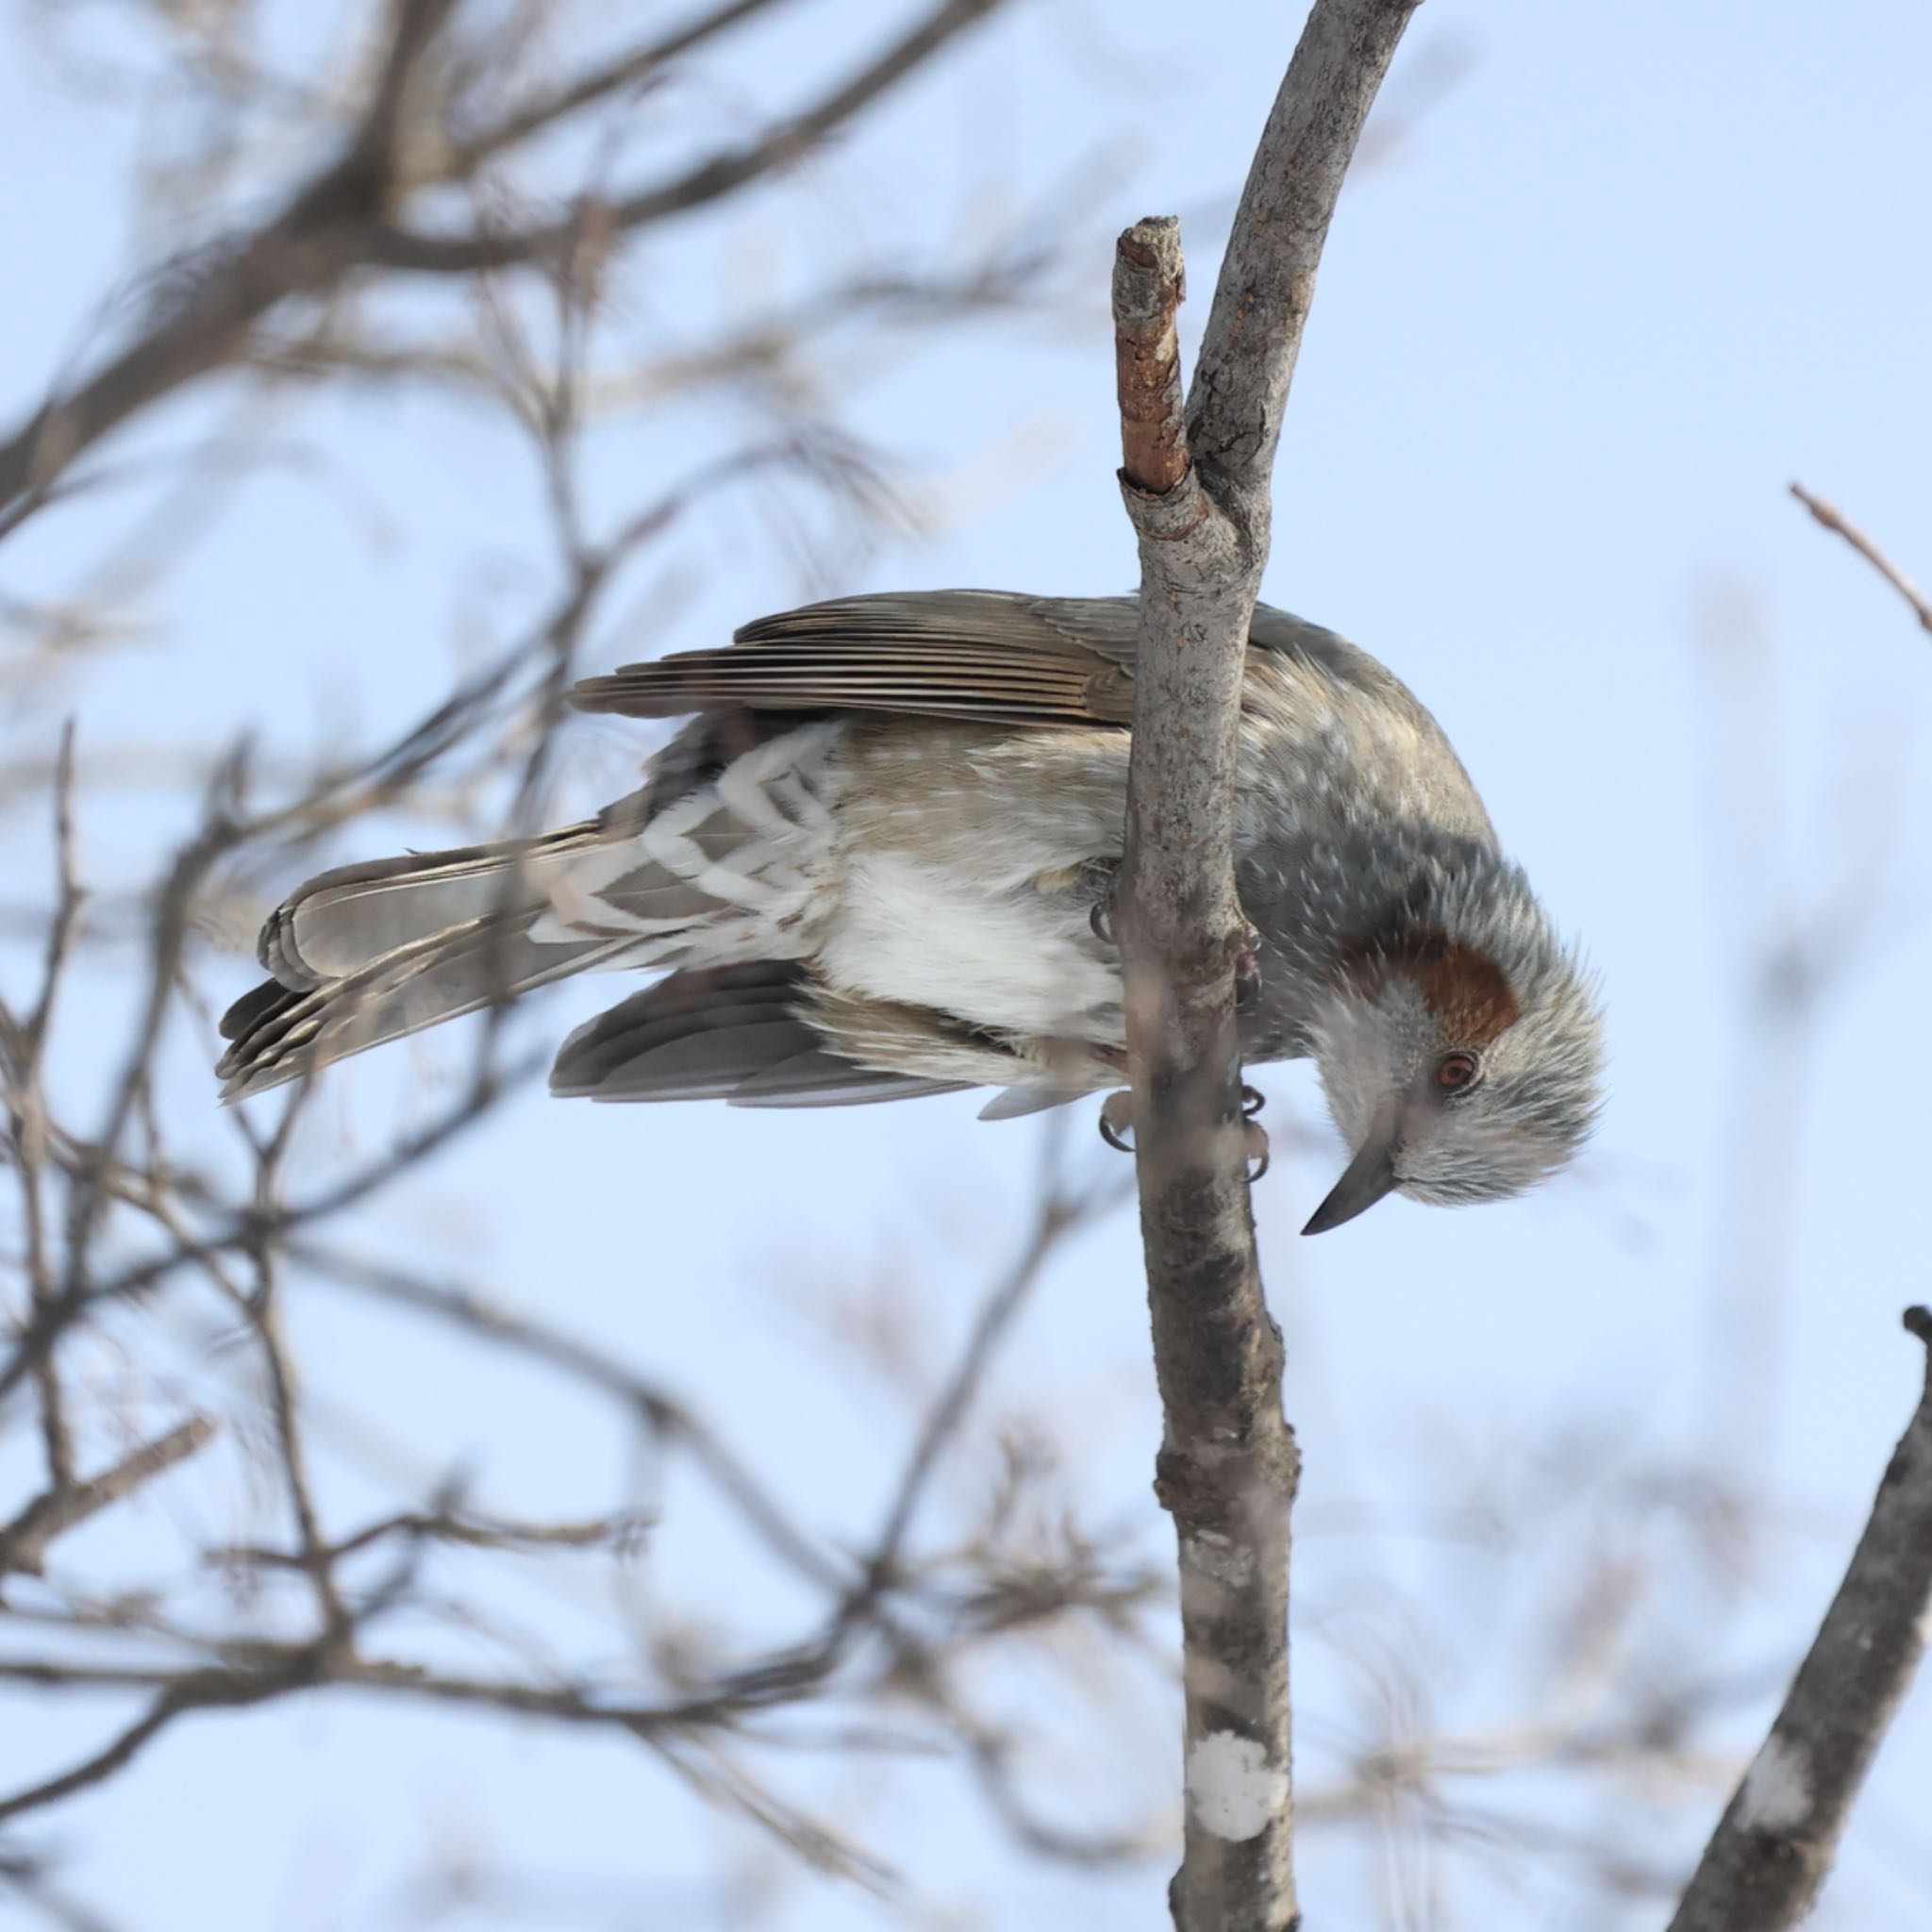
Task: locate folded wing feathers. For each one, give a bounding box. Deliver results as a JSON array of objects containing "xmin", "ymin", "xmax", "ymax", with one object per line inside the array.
[
  {"xmin": 548, "ymin": 963, "xmax": 965, "ymax": 1107},
  {"xmin": 569, "ymin": 591, "xmax": 1145, "ymax": 725}
]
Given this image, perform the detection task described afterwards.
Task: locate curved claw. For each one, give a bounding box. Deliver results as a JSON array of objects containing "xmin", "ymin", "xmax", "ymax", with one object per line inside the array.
[
  {"xmin": 1081, "ymin": 858, "xmax": 1121, "ymax": 948},
  {"xmin": 1233, "ymin": 921, "xmax": 1262, "ymax": 1010},
  {"xmin": 1241, "ymin": 1083, "xmax": 1266, "ymax": 1118},
  {"xmin": 1100, "ymin": 1090, "xmax": 1263, "ymax": 1174}
]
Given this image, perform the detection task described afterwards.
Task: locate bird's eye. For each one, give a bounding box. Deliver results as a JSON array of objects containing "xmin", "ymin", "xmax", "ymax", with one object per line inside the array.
[{"xmin": 1436, "ymin": 1052, "xmax": 1480, "ymax": 1092}]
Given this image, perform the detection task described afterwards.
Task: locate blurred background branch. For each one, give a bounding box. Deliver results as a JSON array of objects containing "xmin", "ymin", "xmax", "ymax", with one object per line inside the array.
[{"xmin": 1668, "ymin": 1308, "xmax": 1932, "ymax": 1932}]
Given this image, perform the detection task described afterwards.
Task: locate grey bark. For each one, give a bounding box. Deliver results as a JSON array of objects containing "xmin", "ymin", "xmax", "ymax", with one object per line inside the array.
[
  {"xmin": 1666, "ymin": 1307, "xmax": 1932, "ymax": 1932},
  {"xmin": 1107, "ymin": 5, "xmax": 1421, "ymax": 1928}
]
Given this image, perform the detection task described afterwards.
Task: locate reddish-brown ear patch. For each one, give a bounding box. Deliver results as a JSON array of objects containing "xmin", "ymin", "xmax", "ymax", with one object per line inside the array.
[
  {"xmin": 1340, "ymin": 928, "xmax": 1520, "ymax": 1045},
  {"xmin": 1413, "ymin": 938, "xmax": 1519, "ymax": 1044}
]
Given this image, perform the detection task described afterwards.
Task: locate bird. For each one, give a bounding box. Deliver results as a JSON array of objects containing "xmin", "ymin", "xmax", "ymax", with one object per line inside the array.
[{"xmin": 216, "ymin": 591, "xmax": 1603, "ymax": 1234}]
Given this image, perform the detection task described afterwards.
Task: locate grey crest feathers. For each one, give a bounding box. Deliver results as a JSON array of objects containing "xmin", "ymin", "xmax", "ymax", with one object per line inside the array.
[{"xmin": 218, "ymin": 590, "xmax": 1605, "ymax": 1227}]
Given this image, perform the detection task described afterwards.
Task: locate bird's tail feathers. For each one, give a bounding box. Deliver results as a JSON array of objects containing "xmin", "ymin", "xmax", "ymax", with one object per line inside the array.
[
  {"xmin": 258, "ymin": 823, "xmax": 603, "ymax": 988},
  {"xmin": 218, "ymin": 912, "xmax": 633, "ymax": 1099}
]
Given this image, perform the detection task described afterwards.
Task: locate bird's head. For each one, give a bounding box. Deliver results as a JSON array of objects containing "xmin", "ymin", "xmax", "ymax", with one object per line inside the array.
[{"xmin": 1300, "ymin": 873, "xmax": 1603, "ymax": 1235}]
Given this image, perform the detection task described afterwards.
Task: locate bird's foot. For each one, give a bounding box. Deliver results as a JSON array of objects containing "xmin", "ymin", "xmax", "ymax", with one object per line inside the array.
[
  {"xmin": 1081, "ymin": 857, "xmax": 1123, "ymax": 946},
  {"xmin": 1097, "ymin": 1086, "xmax": 1270, "ymax": 1182},
  {"xmin": 1233, "ymin": 921, "xmax": 1262, "ymax": 1010},
  {"xmin": 1098, "ymin": 1088, "xmax": 1136, "ymax": 1153}
]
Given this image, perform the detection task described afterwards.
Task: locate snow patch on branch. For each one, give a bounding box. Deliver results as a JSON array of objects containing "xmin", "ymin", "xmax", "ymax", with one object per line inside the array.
[
  {"xmin": 1185, "ymin": 1730, "xmax": 1287, "ymax": 1841},
  {"xmin": 1737, "ymin": 1735, "xmax": 1813, "ymax": 1834},
  {"xmin": 1184, "ymin": 1530, "xmax": 1255, "ymax": 1591}
]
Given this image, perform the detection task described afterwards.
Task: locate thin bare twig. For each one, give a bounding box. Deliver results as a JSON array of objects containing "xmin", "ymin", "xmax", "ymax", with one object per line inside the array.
[
  {"xmin": 296, "ymin": 1241, "xmax": 850, "ymax": 1595},
  {"xmin": 1789, "ymin": 482, "xmax": 1932, "ymax": 636},
  {"xmin": 362, "ymin": 0, "xmax": 1005, "ymax": 275},
  {"xmin": 443, "ymin": 0, "xmax": 797, "ymax": 174},
  {"xmin": 858, "ymin": 1157, "xmax": 1119, "ymax": 1592},
  {"xmin": 6, "ymin": 723, "xmax": 84, "ymax": 1488},
  {"xmin": 0, "ymin": 1417, "xmax": 218, "ymax": 1578}
]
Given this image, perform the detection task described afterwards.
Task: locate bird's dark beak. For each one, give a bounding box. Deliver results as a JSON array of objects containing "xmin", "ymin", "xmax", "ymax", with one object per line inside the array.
[{"xmin": 1301, "ymin": 1106, "xmax": 1402, "ymax": 1236}]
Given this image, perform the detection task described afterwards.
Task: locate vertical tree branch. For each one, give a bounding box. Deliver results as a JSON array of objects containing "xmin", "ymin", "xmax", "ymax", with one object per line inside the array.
[
  {"xmin": 1108, "ymin": 4, "xmax": 1420, "ymax": 1927},
  {"xmin": 1666, "ymin": 1308, "xmax": 1932, "ymax": 1932}
]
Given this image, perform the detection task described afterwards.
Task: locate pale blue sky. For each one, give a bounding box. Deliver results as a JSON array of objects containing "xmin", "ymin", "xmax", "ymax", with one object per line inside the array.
[{"xmin": 4, "ymin": 2, "xmax": 1931, "ymax": 1927}]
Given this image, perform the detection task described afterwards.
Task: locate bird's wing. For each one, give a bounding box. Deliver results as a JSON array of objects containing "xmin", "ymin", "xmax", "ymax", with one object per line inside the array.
[
  {"xmin": 569, "ymin": 591, "xmax": 1384, "ymax": 730},
  {"xmin": 569, "ymin": 591, "xmax": 1146, "ymax": 727},
  {"xmin": 548, "ymin": 961, "xmax": 974, "ymax": 1108}
]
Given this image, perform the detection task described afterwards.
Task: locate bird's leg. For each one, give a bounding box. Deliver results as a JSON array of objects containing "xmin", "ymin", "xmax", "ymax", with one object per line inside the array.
[{"xmin": 1079, "ymin": 857, "xmax": 1122, "ymax": 946}]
